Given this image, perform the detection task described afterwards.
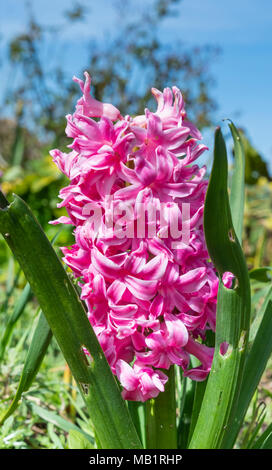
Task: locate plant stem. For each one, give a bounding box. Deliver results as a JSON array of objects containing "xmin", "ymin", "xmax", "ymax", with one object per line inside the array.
[{"xmin": 145, "ymin": 366, "xmax": 177, "ymax": 449}]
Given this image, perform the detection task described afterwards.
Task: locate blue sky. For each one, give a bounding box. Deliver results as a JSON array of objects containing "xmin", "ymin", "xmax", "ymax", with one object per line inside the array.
[{"xmin": 1, "ymin": 0, "xmax": 272, "ymax": 171}]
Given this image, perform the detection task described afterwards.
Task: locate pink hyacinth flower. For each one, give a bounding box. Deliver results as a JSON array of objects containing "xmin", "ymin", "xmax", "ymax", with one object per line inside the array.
[{"xmin": 50, "ymin": 71, "xmax": 223, "ymax": 401}]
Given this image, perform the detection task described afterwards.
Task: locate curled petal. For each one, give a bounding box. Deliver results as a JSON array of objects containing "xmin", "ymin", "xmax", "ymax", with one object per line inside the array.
[
  {"xmin": 184, "ymin": 337, "xmax": 214, "ymax": 382},
  {"xmin": 164, "ymin": 313, "xmax": 189, "ymax": 348},
  {"xmin": 141, "ymin": 254, "xmax": 168, "ymax": 280},
  {"xmin": 115, "ymin": 360, "xmax": 139, "ymax": 391},
  {"xmin": 125, "ymin": 276, "xmax": 158, "ymax": 301},
  {"xmin": 135, "ymin": 156, "xmax": 157, "ymax": 186},
  {"xmin": 73, "ymin": 72, "xmax": 121, "ymax": 120},
  {"xmin": 177, "ymin": 267, "xmax": 207, "ymax": 293}
]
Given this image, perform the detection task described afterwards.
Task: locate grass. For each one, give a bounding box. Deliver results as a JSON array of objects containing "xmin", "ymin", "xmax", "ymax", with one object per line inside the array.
[{"xmin": 0, "ymin": 285, "xmax": 93, "ymax": 449}]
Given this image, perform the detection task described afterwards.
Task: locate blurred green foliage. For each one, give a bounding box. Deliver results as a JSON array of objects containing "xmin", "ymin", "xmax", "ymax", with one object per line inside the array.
[
  {"xmin": 1, "ymin": 156, "xmax": 66, "ymax": 227},
  {"xmin": 244, "ymin": 178, "xmax": 272, "ymax": 269},
  {"xmin": 234, "ymin": 129, "xmax": 272, "ymax": 270},
  {"xmin": 239, "ymin": 129, "xmax": 271, "ymax": 186},
  {"xmin": 212, "ymin": 127, "xmax": 272, "ymax": 272}
]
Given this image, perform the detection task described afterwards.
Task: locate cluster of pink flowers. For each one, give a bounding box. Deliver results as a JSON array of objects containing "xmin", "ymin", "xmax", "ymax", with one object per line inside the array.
[{"xmin": 50, "ymin": 72, "xmax": 232, "ymax": 402}]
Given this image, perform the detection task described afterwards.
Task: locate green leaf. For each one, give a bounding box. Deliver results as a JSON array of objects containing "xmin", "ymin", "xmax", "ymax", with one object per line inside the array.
[
  {"xmin": 0, "ymin": 232, "xmax": 62, "ymax": 422},
  {"xmin": 229, "ymin": 121, "xmax": 245, "ymax": 243},
  {"xmin": 249, "ymin": 286, "xmax": 272, "ymax": 342},
  {"xmin": 48, "ymin": 422, "xmax": 65, "ymax": 449},
  {"xmin": 29, "ymin": 403, "xmax": 94, "ymax": 446},
  {"xmin": 245, "ymin": 406, "xmax": 266, "ymax": 449},
  {"xmin": 223, "ymin": 294, "xmax": 272, "ymax": 448},
  {"xmin": 249, "ymin": 267, "xmax": 272, "ymax": 283},
  {"xmin": 0, "ymin": 264, "xmax": 21, "ymax": 315},
  {"xmin": 0, "ymin": 283, "xmax": 33, "ymax": 362},
  {"xmin": 0, "ymin": 232, "xmax": 59, "ymax": 357},
  {"xmin": 0, "ymin": 194, "xmax": 142, "ymax": 449},
  {"xmin": 68, "ymin": 430, "xmax": 94, "ymax": 449},
  {"xmin": 0, "ymin": 311, "xmax": 52, "ymax": 424},
  {"xmin": 189, "ymin": 127, "xmax": 251, "ymax": 449},
  {"xmin": 259, "ymin": 434, "xmax": 272, "ymax": 449},
  {"xmin": 252, "ymin": 423, "xmax": 272, "ymax": 449},
  {"xmin": 177, "ymin": 378, "xmax": 196, "ymax": 449}
]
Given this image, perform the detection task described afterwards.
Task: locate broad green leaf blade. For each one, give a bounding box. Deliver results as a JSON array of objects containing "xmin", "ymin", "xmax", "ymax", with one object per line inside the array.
[
  {"xmin": 0, "ymin": 283, "xmax": 33, "ymax": 361},
  {"xmin": 0, "ymin": 311, "xmax": 52, "ymax": 424},
  {"xmin": 0, "ymin": 194, "xmax": 142, "ymax": 449},
  {"xmin": 189, "ymin": 127, "xmax": 251, "ymax": 449},
  {"xmin": 223, "ymin": 295, "xmax": 272, "ymax": 448},
  {"xmin": 229, "ymin": 121, "xmax": 245, "ymax": 243}
]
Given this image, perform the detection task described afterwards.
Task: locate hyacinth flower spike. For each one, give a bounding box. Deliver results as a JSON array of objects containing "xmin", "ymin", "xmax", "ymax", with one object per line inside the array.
[{"xmin": 50, "ymin": 71, "xmax": 219, "ymax": 404}]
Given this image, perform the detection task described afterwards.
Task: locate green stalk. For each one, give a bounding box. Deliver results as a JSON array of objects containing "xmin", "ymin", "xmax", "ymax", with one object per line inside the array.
[
  {"xmin": 145, "ymin": 366, "xmax": 177, "ymax": 449},
  {"xmin": 128, "ymin": 401, "xmax": 146, "ymax": 448},
  {"xmin": 0, "ymin": 193, "xmax": 142, "ymax": 449},
  {"xmin": 177, "ymin": 378, "xmax": 195, "ymax": 449},
  {"xmin": 188, "ymin": 380, "xmax": 207, "ymax": 443}
]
